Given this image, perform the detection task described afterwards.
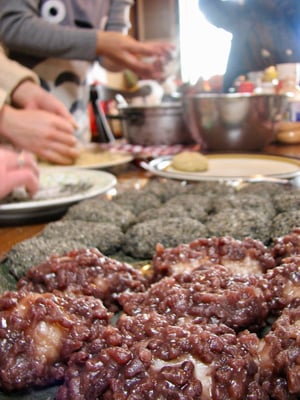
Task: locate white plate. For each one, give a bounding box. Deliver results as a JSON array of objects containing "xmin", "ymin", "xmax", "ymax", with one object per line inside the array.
[
  {"xmin": 0, "ymin": 169, "xmax": 117, "ymax": 224},
  {"xmin": 141, "ymin": 153, "xmax": 300, "ymax": 181},
  {"xmin": 39, "ymin": 144, "xmax": 133, "ymax": 170}
]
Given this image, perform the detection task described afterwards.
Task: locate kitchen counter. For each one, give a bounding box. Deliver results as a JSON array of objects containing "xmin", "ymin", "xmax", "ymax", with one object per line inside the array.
[{"xmin": 0, "ymin": 141, "xmax": 300, "ymax": 258}]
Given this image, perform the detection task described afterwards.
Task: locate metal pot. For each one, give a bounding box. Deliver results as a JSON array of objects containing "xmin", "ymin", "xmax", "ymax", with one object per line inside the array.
[
  {"xmin": 182, "ymin": 93, "xmax": 289, "ymax": 152},
  {"xmin": 118, "ymin": 102, "xmax": 194, "ymax": 146}
]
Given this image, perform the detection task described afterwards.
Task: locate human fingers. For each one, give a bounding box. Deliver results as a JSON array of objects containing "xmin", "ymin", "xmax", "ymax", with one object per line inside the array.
[
  {"xmin": 137, "ymin": 43, "xmax": 178, "ymax": 80},
  {"xmin": 32, "ymin": 128, "xmax": 79, "ymax": 165},
  {"xmin": 136, "ymin": 41, "xmax": 176, "ymax": 59},
  {"xmin": 0, "ymin": 148, "xmax": 20, "ymax": 167},
  {"xmin": 98, "ymin": 46, "xmax": 164, "ymax": 79},
  {"xmin": 0, "ymin": 149, "xmax": 39, "ymax": 176},
  {"xmin": 41, "ymin": 93, "xmax": 78, "ymax": 128},
  {"xmin": 15, "ymin": 151, "xmax": 40, "ymax": 177},
  {"xmin": 51, "ymin": 119, "xmax": 78, "ymax": 145},
  {"xmin": 97, "ymin": 32, "xmax": 172, "ymax": 79},
  {"xmin": 15, "ymin": 81, "xmax": 78, "ymax": 129},
  {"xmin": 6, "ymin": 169, "xmax": 39, "ymax": 196},
  {"xmin": 121, "ymin": 39, "xmax": 176, "ymax": 79},
  {"xmin": 38, "ymin": 146, "xmax": 79, "ymax": 165},
  {"xmin": 97, "ymin": 32, "xmax": 174, "ymax": 60},
  {"xmin": 36, "ymin": 124, "xmax": 80, "ymax": 164},
  {"xmin": 49, "ymin": 104, "xmax": 77, "ymax": 129},
  {"xmin": 118, "ymin": 54, "xmax": 167, "ymax": 80},
  {"xmin": 0, "ymin": 149, "xmax": 40, "ymax": 197},
  {"xmin": 12, "ymin": 113, "xmax": 80, "ymax": 164},
  {"xmin": 37, "ymin": 114, "xmax": 79, "ymax": 152}
]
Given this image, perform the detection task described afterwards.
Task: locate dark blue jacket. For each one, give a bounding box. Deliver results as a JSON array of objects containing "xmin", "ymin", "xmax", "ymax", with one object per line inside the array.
[{"xmin": 198, "ymin": 0, "xmax": 300, "ymax": 91}]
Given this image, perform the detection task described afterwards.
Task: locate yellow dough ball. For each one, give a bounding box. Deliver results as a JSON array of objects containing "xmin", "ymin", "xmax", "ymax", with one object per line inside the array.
[{"xmin": 171, "ymin": 151, "xmax": 209, "ymax": 172}]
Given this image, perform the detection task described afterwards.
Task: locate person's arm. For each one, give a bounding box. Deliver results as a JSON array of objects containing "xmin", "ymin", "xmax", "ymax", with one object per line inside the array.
[
  {"xmin": 0, "ymin": 45, "xmax": 39, "ymax": 104},
  {"xmin": 98, "ymin": 0, "xmax": 174, "ymax": 78},
  {"xmin": 198, "ymin": 0, "xmax": 243, "ymax": 32},
  {"xmin": 0, "ymin": 88, "xmax": 6, "ymax": 109},
  {"xmin": 0, "ymin": 46, "xmax": 77, "ymax": 127},
  {"xmin": 11, "ymin": 80, "xmax": 77, "ymax": 127},
  {"xmin": 0, "ymin": 105, "xmax": 79, "ymax": 165},
  {"xmin": 98, "ymin": 32, "xmax": 175, "ymax": 79},
  {"xmin": 0, "ymin": 0, "xmax": 98, "ymax": 61},
  {"xmin": 0, "ymin": 0, "xmax": 174, "ymax": 79},
  {"xmin": 0, "ymin": 53, "xmax": 78, "ymax": 165}
]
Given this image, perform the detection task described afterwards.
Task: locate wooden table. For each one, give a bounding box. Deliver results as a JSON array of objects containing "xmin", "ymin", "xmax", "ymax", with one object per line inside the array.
[{"xmin": 1, "ymin": 142, "xmax": 300, "ymax": 258}]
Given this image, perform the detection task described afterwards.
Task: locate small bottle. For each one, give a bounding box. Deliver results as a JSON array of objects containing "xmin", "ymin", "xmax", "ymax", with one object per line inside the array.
[
  {"xmin": 237, "ymin": 80, "xmax": 255, "ymax": 93},
  {"xmin": 276, "ymin": 63, "xmax": 300, "ymax": 143},
  {"xmin": 254, "ymin": 66, "xmax": 277, "ymax": 94}
]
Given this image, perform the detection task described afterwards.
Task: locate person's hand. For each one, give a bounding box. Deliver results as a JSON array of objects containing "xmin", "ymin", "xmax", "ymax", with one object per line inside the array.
[
  {"xmin": 96, "ymin": 31, "xmax": 175, "ymax": 80},
  {"xmin": 11, "ymin": 80, "xmax": 77, "ymax": 128},
  {"xmin": 0, "ymin": 105, "xmax": 80, "ymax": 165},
  {"xmin": 0, "ymin": 148, "xmax": 39, "ymax": 199}
]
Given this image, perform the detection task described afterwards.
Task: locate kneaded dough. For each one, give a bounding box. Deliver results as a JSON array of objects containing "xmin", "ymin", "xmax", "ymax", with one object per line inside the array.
[{"xmin": 171, "ymin": 151, "xmax": 209, "ymax": 172}]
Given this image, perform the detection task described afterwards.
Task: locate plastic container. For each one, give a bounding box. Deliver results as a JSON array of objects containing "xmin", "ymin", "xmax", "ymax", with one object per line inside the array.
[{"xmin": 275, "ymin": 63, "xmax": 300, "ymax": 143}]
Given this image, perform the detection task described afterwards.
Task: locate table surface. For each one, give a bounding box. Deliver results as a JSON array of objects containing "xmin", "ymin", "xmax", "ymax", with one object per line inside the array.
[{"xmin": 1, "ymin": 142, "xmax": 300, "ymax": 258}]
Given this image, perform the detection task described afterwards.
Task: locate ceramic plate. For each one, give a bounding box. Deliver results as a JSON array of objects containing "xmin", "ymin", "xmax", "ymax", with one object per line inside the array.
[
  {"xmin": 141, "ymin": 153, "xmax": 300, "ymax": 181},
  {"xmin": 0, "ymin": 169, "xmax": 116, "ymax": 225},
  {"xmin": 39, "ymin": 144, "xmax": 133, "ymax": 170}
]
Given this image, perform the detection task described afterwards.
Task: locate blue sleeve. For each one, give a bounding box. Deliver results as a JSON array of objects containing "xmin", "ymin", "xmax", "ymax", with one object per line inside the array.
[{"xmin": 198, "ymin": 0, "xmax": 243, "ymax": 33}]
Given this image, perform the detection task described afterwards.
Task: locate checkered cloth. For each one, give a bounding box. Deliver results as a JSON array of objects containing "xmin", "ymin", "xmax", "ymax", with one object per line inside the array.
[{"xmin": 100, "ymin": 139, "xmax": 201, "ymax": 158}]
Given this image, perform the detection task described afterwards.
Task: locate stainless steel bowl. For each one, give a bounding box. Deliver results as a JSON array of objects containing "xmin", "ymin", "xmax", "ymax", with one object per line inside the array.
[
  {"xmin": 118, "ymin": 102, "xmax": 194, "ymax": 146},
  {"xmin": 182, "ymin": 93, "xmax": 289, "ymax": 152}
]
